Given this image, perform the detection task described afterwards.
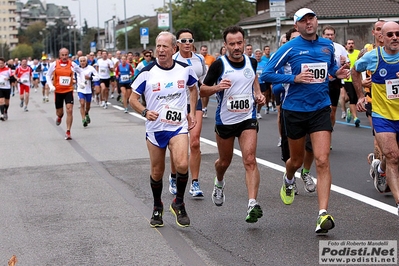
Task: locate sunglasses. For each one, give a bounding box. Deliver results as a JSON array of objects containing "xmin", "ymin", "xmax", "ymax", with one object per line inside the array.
[
  {"xmin": 144, "ymin": 54, "xmax": 151, "ymax": 57},
  {"xmin": 177, "ymin": 38, "xmax": 194, "ymax": 44},
  {"xmin": 386, "ymin": 31, "xmax": 399, "ymax": 38}
]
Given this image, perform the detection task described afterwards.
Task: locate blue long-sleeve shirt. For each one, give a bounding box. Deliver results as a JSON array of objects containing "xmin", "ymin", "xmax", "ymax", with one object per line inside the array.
[{"xmin": 261, "ymin": 35, "xmax": 339, "ymax": 112}]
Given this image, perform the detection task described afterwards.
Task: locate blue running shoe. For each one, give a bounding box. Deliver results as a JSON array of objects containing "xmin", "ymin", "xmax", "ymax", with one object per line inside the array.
[
  {"xmin": 354, "ymin": 117, "xmax": 360, "ymax": 127},
  {"xmin": 346, "ymin": 107, "xmax": 352, "ymax": 123},
  {"xmin": 168, "ymin": 174, "xmax": 177, "ymax": 195},
  {"xmin": 189, "ymin": 181, "xmax": 204, "ymax": 197}
]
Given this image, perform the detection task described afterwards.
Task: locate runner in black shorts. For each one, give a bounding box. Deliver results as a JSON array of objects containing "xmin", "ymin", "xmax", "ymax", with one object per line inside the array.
[{"xmin": 215, "ymin": 119, "xmax": 258, "ymax": 139}]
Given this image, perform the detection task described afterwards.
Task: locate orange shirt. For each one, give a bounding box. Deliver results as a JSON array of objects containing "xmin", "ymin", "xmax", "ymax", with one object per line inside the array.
[
  {"xmin": 204, "ymin": 54, "xmax": 216, "ymax": 68},
  {"xmin": 54, "ymin": 60, "xmax": 74, "ymax": 93}
]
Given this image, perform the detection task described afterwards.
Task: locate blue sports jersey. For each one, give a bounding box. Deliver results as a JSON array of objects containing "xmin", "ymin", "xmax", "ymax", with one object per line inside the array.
[{"xmin": 261, "ymin": 35, "xmax": 338, "ymax": 112}]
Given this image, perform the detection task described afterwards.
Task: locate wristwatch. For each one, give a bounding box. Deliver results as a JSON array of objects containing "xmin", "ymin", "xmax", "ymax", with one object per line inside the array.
[{"xmin": 141, "ymin": 108, "xmax": 148, "ymax": 117}]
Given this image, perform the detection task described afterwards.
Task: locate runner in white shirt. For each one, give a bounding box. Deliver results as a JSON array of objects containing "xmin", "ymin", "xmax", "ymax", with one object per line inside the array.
[
  {"xmin": 130, "ymin": 31, "xmax": 198, "ymax": 228},
  {"xmin": 0, "ymin": 57, "xmax": 12, "ymax": 121},
  {"xmin": 77, "ymin": 56, "xmax": 100, "ymax": 127},
  {"xmin": 168, "ymin": 28, "xmax": 207, "ymax": 198},
  {"xmin": 97, "ymin": 50, "xmax": 114, "ymax": 109}
]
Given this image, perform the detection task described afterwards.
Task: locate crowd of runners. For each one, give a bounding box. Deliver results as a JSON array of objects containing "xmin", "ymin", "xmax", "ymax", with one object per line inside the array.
[{"xmin": 1, "ymin": 7, "xmax": 398, "ymax": 234}]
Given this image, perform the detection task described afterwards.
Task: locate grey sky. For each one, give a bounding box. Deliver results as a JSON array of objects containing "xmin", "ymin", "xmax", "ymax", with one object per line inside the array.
[{"xmin": 21, "ymin": 0, "xmax": 165, "ymax": 28}]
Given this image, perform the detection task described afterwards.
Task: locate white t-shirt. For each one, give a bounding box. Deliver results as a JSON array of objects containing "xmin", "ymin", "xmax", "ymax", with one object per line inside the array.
[
  {"xmin": 77, "ymin": 65, "xmax": 100, "ymax": 94},
  {"xmin": 97, "ymin": 58, "xmax": 114, "ymax": 79},
  {"xmin": 132, "ymin": 61, "xmax": 198, "ymax": 133}
]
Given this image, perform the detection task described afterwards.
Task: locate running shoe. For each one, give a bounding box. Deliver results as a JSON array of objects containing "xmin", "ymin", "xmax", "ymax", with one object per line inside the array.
[
  {"xmin": 301, "ymin": 170, "xmax": 316, "ymax": 193},
  {"xmin": 202, "ymin": 108, "xmax": 207, "ymax": 118},
  {"xmin": 245, "ymin": 203, "xmax": 263, "ymax": 223},
  {"xmin": 367, "ymin": 153, "xmax": 375, "ymax": 165},
  {"xmin": 85, "ymin": 114, "xmax": 91, "ymax": 124},
  {"xmin": 46, "ymin": 97, "xmax": 49, "ymax": 102},
  {"xmin": 65, "ymin": 131, "xmax": 72, "ymax": 140},
  {"xmin": 266, "ymin": 107, "xmax": 269, "ymax": 114},
  {"xmin": 116, "ymin": 94, "xmax": 121, "ymax": 102},
  {"xmin": 341, "ymin": 111, "xmax": 346, "ymax": 119},
  {"xmin": 371, "ymin": 159, "xmax": 387, "ymax": 193},
  {"xmin": 367, "ymin": 153, "xmax": 375, "ymax": 179},
  {"xmin": 346, "ymin": 107, "xmax": 352, "ymax": 123},
  {"xmin": 277, "ymin": 137, "xmax": 281, "ymax": 147},
  {"xmin": 23, "ymin": 106, "xmax": 28, "ymax": 112},
  {"xmin": 42, "ymin": 97, "xmax": 45, "ymax": 103},
  {"xmin": 170, "ymin": 200, "xmax": 190, "ymax": 227},
  {"xmin": 3, "ymin": 113, "xmax": 7, "ymax": 121},
  {"xmin": 315, "ymin": 212, "xmax": 335, "ymax": 234},
  {"xmin": 56, "ymin": 116, "xmax": 62, "ymax": 126},
  {"xmin": 19, "ymin": 100, "xmax": 23, "ymax": 108},
  {"xmin": 0, "ymin": 115, "xmax": 4, "ymax": 121},
  {"xmin": 256, "ymin": 113, "xmax": 262, "ymax": 119},
  {"xmin": 124, "ymin": 108, "xmax": 128, "ymax": 113},
  {"xmin": 150, "ymin": 205, "xmax": 164, "ymax": 228},
  {"xmin": 293, "ymin": 177, "xmax": 298, "ymax": 195},
  {"xmin": 280, "ymin": 173, "xmax": 295, "ymax": 205},
  {"xmin": 354, "ymin": 117, "xmax": 360, "ymax": 127},
  {"xmin": 101, "ymin": 101, "xmax": 105, "ymax": 107},
  {"xmin": 212, "ymin": 177, "xmax": 225, "ymax": 206},
  {"xmin": 111, "ymin": 93, "xmax": 114, "ymax": 99},
  {"xmin": 168, "ymin": 174, "xmax": 177, "ymax": 195},
  {"xmin": 189, "ymin": 181, "xmax": 204, "ymax": 197},
  {"xmin": 104, "ymin": 103, "xmax": 108, "ymax": 109},
  {"xmin": 83, "ymin": 119, "xmax": 88, "ymax": 127}
]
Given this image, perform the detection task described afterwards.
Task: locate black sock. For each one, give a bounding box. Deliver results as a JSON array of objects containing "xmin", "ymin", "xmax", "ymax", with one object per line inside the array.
[
  {"xmin": 170, "ymin": 173, "xmax": 176, "ymax": 180},
  {"xmin": 0, "ymin": 105, "xmax": 4, "ymax": 115},
  {"xmin": 192, "ymin": 179, "xmax": 198, "ymax": 184},
  {"xmin": 150, "ymin": 176, "xmax": 163, "ymax": 208},
  {"xmin": 4, "ymin": 104, "xmax": 8, "ymax": 113},
  {"xmin": 175, "ymin": 171, "xmax": 188, "ymax": 204}
]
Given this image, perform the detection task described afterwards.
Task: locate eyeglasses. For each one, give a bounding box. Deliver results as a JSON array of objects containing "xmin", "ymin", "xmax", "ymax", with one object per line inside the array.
[
  {"xmin": 177, "ymin": 38, "xmax": 194, "ymax": 44},
  {"xmin": 144, "ymin": 54, "xmax": 151, "ymax": 57},
  {"xmin": 386, "ymin": 31, "xmax": 399, "ymax": 38}
]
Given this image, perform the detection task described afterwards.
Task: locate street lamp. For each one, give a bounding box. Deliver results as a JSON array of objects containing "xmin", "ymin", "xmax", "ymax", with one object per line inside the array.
[
  {"xmin": 123, "ymin": 0, "xmax": 128, "ymax": 51},
  {"xmin": 97, "ymin": 0, "xmax": 100, "ymax": 49},
  {"xmin": 71, "ymin": 0, "xmax": 82, "ymax": 51}
]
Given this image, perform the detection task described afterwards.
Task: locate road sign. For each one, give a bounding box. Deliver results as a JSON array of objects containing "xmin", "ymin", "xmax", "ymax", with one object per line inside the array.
[
  {"xmin": 270, "ymin": 0, "xmax": 286, "ymax": 18},
  {"xmin": 140, "ymin": 27, "xmax": 149, "ymax": 45},
  {"xmin": 158, "ymin": 13, "xmax": 169, "ymax": 29}
]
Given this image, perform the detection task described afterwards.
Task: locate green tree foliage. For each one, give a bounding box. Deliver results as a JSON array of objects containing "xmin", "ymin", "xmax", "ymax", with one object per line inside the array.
[
  {"xmin": 0, "ymin": 42, "xmax": 10, "ymax": 58},
  {"xmin": 11, "ymin": 44, "xmax": 34, "ymax": 59},
  {"xmin": 173, "ymin": 0, "xmax": 255, "ymax": 41}
]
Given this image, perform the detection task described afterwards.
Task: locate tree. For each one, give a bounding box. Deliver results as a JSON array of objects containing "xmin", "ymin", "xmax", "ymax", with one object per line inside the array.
[
  {"xmin": 11, "ymin": 44, "xmax": 34, "ymax": 59},
  {"xmin": 0, "ymin": 42, "xmax": 10, "ymax": 58},
  {"xmin": 173, "ymin": 0, "xmax": 255, "ymax": 41}
]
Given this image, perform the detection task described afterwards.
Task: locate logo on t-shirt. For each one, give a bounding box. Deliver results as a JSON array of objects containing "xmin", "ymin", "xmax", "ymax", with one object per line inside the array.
[{"xmin": 177, "ymin": 80, "xmax": 184, "ymax": 89}]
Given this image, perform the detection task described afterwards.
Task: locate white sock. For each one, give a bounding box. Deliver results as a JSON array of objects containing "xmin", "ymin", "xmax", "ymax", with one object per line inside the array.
[
  {"xmin": 319, "ymin": 209, "xmax": 327, "ymax": 216},
  {"xmin": 215, "ymin": 178, "xmax": 224, "ymax": 188},
  {"xmin": 248, "ymin": 198, "xmax": 257, "ymax": 207},
  {"xmin": 285, "ymin": 176, "xmax": 295, "ymax": 184}
]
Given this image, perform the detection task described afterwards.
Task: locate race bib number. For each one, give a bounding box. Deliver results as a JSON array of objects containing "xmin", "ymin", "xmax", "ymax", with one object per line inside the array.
[
  {"xmin": 21, "ymin": 79, "xmax": 29, "ymax": 84},
  {"xmin": 385, "ymin": 79, "xmax": 399, "ymax": 99},
  {"xmin": 301, "ymin": 62, "xmax": 327, "ymax": 83},
  {"xmin": 120, "ymin": 74, "xmax": 130, "ymax": 82},
  {"xmin": 0, "ymin": 81, "xmax": 5, "ymax": 86},
  {"xmin": 43, "ymin": 71, "xmax": 47, "ymax": 76},
  {"xmin": 160, "ymin": 105, "xmax": 185, "ymax": 126},
  {"xmin": 59, "ymin": 76, "xmax": 71, "ymax": 86},
  {"xmin": 100, "ymin": 67, "xmax": 107, "ymax": 74},
  {"xmin": 227, "ymin": 94, "xmax": 251, "ymax": 113}
]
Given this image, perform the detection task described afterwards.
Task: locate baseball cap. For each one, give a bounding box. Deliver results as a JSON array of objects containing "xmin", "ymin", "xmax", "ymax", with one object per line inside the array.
[{"xmin": 293, "ymin": 8, "xmax": 316, "ymax": 24}]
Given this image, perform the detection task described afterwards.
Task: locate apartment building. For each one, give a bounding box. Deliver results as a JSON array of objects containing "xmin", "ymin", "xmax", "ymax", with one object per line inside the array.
[{"xmin": 0, "ymin": 0, "xmax": 18, "ymax": 50}]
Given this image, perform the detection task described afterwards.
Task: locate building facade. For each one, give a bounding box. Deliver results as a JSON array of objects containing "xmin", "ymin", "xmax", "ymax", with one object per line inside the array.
[{"xmin": 0, "ymin": 0, "xmax": 18, "ymax": 50}]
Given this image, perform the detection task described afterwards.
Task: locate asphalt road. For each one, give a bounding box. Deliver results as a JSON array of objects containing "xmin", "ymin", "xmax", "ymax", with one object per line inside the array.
[{"xmin": 0, "ymin": 91, "xmax": 397, "ymax": 266}]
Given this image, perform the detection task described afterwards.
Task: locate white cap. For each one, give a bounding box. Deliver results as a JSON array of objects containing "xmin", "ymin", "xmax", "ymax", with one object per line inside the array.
[{"xmin": 293, "ymin": 8, "xmax": 316, "ymax": 24}]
